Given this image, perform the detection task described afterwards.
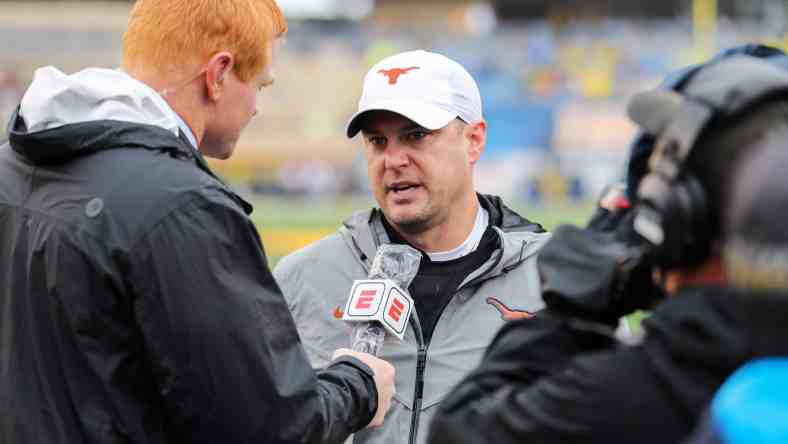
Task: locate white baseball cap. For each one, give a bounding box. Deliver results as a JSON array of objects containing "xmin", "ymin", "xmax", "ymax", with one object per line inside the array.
[{"xmin": 345, "ymin": 50, "xmax": 483, "ymax": 138}]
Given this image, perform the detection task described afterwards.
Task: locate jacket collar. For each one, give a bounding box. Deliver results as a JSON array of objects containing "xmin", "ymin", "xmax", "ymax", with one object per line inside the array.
[
  {"xmin": 8, "ymin": 107, "xmax": 192, "ymax": 165},
  {"xmin": 340, "ymin": 193, "xmax": 547, "ymax": 280},
  {"xmin": 478, "ymin": 193, "xmax": 545, "ymax": 233}
]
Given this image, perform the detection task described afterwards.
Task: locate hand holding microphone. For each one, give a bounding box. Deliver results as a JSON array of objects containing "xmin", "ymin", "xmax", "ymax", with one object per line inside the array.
[{"xmin": 331, "ymin": 348, "xmax": 395, "ymax": 428}]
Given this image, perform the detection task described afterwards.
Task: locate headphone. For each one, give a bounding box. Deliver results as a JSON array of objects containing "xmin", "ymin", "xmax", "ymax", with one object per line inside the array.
[
  {"xmin": 629, "ymin": 94, "xmax": 714, "ymax": 270},
  {"xmin": 628, "ymin": 55, "xmax": 788, "ymax": 270}
]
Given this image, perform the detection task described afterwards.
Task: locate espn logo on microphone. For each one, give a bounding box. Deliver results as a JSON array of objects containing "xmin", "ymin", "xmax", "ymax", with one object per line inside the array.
[{"xmin": 343, "ymin": 279, "xmax": 414, "ymax": 340}]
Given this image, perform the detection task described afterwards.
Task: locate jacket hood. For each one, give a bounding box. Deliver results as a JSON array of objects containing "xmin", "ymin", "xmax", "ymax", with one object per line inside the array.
[
  {"xmin": 479, "ymin": 194, "xmax": 545, "ymax": 233},
  {"xmin": 9, "ymin": 67, "xmax": 188, "ymax": 165},
  {"xmin": 21, "ymin": 67, "xmax": 179, "ymax": 135}
]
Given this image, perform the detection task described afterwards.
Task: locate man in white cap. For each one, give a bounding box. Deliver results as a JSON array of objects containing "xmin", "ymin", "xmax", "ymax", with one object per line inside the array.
[{"xmin": 274, "ymin": 50, "xmax": 551, "ymax": 444}]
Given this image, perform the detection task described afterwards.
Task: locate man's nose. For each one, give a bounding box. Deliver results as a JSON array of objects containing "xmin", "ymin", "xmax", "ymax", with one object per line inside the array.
[{"xmin": 384, "ymin": 143, "xmax": 410, "ymax": 169}]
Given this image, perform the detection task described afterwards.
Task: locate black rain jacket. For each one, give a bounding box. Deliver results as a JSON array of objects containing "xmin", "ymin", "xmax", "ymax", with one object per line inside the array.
[
  {"xmin": 428, "ymin": 286, "xmax": 788, "ymax": 444},
  {"xmin": 0, "ymin": 111, "xmax": 377, "ymax": 444}
]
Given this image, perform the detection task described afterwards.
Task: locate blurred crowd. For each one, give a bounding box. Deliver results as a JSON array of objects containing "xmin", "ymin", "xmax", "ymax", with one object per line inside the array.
[{"xmin": 1, "ymin": 10, "xmax": 786, "ymax": 203}]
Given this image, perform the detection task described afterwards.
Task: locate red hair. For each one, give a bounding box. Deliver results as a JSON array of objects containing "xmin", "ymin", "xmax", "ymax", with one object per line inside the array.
[{"xmin": 122, "ymin": 0, "xmax": 287, "ymax": 82}]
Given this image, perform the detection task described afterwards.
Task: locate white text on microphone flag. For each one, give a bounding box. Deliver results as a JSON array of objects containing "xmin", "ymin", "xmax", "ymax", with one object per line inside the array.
[{"xmin": 343, "ymin": 279, "xmax": 413, "ymax": 341}]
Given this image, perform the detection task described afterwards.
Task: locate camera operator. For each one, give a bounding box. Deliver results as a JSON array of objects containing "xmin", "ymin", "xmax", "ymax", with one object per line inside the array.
[
  {"xmin": 685, "ymin": 135, "xmax": 788, "ymax": 444},
  {"xmin": 428, "ymin": 50, "xmax": 788, "ymax": 444}
]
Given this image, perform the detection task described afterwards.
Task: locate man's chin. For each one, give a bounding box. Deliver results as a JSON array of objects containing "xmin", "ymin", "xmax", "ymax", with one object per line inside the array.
[
  {"xmin": 385, "ymin": 210, "xmax": 431, "ymax": 234},
  {"xmin": 200, "ymin": 145, "xmax": 235, "ymax": 160},
  {"xmin": 385, "ymin": 205, "xmax": 418, "ymax": 222}
]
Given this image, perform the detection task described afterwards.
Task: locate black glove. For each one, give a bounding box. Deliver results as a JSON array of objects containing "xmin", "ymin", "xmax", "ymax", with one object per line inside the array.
[{"xmin": 538, "ymin": 199, "xmax": 664, "ymax": 326}]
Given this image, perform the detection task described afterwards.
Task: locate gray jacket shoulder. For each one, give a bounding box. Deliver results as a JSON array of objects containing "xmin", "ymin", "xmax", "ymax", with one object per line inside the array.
[
  {"xmin": 274, "ymin": 208, "xmax": 376, "ymax": 283},
  {"xmin": 274, "ymin": 228, "xmax": 363, "ymax": 302}
]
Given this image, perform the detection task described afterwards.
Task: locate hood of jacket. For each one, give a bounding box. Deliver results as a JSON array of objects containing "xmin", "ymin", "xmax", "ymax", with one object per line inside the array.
[
  {"xmin": 8, "ymin": 66, "xmax": 190, "ymax": 165},
  {"xmin": 340, "ymin": 193, "xmax": 548, "ymax": 279},
  {"xmin": 6, "ymin": 66, "xmax": 253, "ymax": 214}
]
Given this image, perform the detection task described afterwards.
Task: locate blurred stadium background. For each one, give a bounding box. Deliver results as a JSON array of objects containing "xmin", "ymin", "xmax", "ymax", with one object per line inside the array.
[{"xmin": 1, "ymin": 0, "xmax": 785, "ymax": 263}]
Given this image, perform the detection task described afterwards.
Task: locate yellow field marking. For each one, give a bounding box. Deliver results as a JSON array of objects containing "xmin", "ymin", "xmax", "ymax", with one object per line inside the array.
[{"xmin": 260, "ymin": 229, "xmax": 334, "ymax": 258}]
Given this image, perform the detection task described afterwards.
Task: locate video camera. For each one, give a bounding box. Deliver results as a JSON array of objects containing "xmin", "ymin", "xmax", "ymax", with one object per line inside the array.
[{"xmin": 539, "ymin": 46, "xmax": 788, "ymax": 325}]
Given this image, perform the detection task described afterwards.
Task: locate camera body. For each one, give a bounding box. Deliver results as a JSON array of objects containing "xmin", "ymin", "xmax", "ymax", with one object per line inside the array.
[
  {"xmin": 539, "ymin": 50, "xmax": 788, "ymax": 323},
  {"xmin": 626, "ymin": 48, "xmax": 788, "ymax": 271}
]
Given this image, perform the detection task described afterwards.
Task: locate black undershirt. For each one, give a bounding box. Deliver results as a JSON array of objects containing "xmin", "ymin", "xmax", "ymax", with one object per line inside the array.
[{"xmin": 382, "ymin": 217, "xmax": 499, "ymax": 345}]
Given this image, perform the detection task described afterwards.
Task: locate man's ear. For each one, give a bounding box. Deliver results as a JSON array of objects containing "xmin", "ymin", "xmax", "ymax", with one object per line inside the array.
[
  {"xmin": 204, "ymin": 51, "xmax": 234, "ymax": 101},
  {"xmin": 465, "ymin": 120, "xmax": 487, "ymax": 165}
]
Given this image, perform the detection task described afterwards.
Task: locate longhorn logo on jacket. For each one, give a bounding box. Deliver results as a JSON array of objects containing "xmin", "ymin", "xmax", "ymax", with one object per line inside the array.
[
  {"xmin": 378, "ymin": 66, "xmax": 420, "ymax": 85},
  {"xmin": 486, "ymin": 297, "xmax": 534, "ymax": 321}
]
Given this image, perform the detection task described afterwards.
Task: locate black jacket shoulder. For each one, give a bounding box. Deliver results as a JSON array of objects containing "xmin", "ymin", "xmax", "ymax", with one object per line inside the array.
[
  {"xmin": 0, "ymin": 118, "xmax": 375, "ymax": 444},
  {"xmin": 428, "ymin": 287, "xmax": 788, "ymax": 444},
  {"xmin": 2, "ymin": 117, "xmax": 249, "ymax": 251}
]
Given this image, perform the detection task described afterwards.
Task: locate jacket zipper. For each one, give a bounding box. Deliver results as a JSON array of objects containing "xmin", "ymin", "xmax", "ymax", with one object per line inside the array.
[
  {"xmin": 409, "ymin": 345, "xmax": 427, "ymax": 444},
  {"xmin": 406, "ymin": 230, "xmax": 510, "ymax": 444},
  {"xmin": 408, "ymin": 313, "xmax": 426, "ymax": 444},
  {"xmin": 358, "ymin": 226, "xmax": 524, "ymax": 444}
]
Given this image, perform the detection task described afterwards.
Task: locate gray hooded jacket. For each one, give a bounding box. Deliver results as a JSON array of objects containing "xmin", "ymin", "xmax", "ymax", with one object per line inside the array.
[{"xmin": 274, "ymin": 195, "xmax": 551, "ymax": 444}]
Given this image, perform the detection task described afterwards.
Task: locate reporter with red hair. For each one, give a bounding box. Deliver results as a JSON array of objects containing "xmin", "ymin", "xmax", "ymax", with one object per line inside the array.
[{"xmin": 0, "ymin": 1, "xmax": 393, "ymax": 443}]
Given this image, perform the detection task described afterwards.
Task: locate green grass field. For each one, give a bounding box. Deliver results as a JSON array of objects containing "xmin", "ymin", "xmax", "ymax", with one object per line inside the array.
[{"xmin": 249, "ymin": 196, "xmax": 595, "ymax": 265}]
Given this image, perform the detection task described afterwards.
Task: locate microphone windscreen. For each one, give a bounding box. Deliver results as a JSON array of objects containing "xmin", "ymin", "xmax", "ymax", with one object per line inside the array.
[{"xmin": 368, "ymin": 244, "xmax": 421, "ymax": 288}]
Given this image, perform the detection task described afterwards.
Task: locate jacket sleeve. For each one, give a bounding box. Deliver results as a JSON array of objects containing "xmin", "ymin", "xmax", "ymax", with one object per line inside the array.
[
  {"xmin": 126, "ymin": 190, "xmax": 376, "ymax": 444},
  {"xmin": 427, "ymin": 311, "xmax": 684, "ymax": 444}
]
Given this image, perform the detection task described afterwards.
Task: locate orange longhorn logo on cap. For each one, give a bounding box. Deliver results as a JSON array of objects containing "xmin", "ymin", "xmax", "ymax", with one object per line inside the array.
[{"xmin": 378, "ymin": 66, "xmax": 420, "ymax": 85}]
